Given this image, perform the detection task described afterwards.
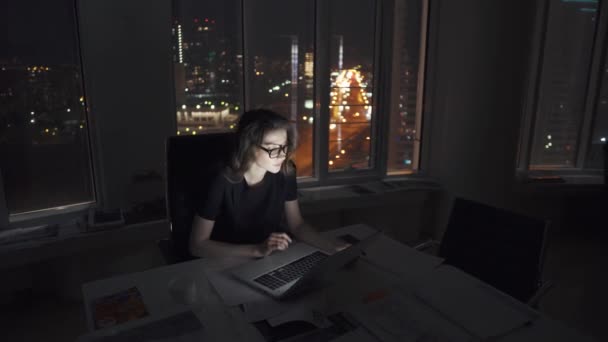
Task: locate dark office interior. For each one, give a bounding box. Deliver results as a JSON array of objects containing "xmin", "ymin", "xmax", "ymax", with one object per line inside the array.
[{"xmin": 1, "ymin": 0, "xmax": 607, "ymax": 341}]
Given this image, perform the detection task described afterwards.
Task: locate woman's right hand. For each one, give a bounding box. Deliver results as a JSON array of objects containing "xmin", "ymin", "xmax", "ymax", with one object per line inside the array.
[{"xmin": 256, "ymin": 233, "xmax": 292, "ymax": 257}]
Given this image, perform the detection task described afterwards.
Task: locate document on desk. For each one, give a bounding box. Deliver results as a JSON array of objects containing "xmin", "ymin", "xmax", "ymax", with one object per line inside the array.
[
  {"xmin": 414, "ymin": 265, "xmax": 538, "ymax": 340},
  {"xmin": 347, "ymin": 292, "xmax": 461, "ymax": 342},
  {"xmin": 204, "ymin": 266, "xmax": 268, "ymax": 306},
  {"xmin": 76, "ymin": 309, "xmax": 204, "ymax": 342},
  {"xmin": 322, "ymin": 224, "xmax": 444, "ymax": 280},
  {"xmin": 362, "ymin": 234, "xmax": 444, "ymax": 280}
]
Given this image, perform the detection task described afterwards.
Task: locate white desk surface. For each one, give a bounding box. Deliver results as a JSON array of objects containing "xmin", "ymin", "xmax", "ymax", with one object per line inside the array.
[{"xmin": 80, "ymin": 224, "xmax": 596, "ymax": 342}]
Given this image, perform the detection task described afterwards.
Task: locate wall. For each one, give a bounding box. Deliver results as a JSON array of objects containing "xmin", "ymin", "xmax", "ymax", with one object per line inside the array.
[
  {"xmin": 77, "ymin": 0, "xmax": 175, "ymax": 211},
  {"xmin": 422, "ymin": 0, "xmax": 557, "ymax": 236}
]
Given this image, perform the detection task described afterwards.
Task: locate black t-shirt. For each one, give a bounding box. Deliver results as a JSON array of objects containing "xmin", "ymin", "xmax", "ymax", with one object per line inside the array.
[{"xmin": 196, "ymin": 167, "xmax": 298, "ymax": 244}]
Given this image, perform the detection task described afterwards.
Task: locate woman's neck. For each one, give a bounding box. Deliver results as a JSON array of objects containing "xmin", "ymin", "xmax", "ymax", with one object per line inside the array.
[{"xmin": 243, "ymin": 163, "xmax": 266, "ymax": 186}]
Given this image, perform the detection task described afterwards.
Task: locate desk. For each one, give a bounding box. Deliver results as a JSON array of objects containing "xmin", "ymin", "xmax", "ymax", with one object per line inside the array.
[{"xmin": 79, "ymin": 224, "xmax": 596, "ymax": 342}]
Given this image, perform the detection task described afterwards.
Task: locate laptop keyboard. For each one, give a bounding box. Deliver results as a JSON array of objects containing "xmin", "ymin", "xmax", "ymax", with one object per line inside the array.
[{"xmin": 253, "ymin": 251, "xmax": 328, "ymax": 290}]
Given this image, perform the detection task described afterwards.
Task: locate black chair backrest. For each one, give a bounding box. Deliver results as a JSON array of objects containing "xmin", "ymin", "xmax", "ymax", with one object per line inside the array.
[
  {"xmin": 439, "ymin": 198, "xmax": 548, "ymax": 303},
  {"xmin": 166, "ymin": 132, "xmax": 236, "ymax": 261}
]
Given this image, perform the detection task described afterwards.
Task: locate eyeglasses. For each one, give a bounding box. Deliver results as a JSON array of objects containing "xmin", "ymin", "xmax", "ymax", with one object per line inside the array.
[{"xmin": 258, "ymin": 144, "xmax": 289, "ymax": 159}]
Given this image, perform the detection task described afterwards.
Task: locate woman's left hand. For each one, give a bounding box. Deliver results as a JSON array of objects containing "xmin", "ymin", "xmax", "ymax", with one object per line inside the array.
[{"xmin": 333, "ymin": 241, "xmax": 351, "ymax": 252}]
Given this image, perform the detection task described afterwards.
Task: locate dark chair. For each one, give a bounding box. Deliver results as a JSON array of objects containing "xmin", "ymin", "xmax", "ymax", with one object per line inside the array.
[
  {"xmin": 159, "ymin": 132, "xmax": 236, "ymax": 264},
  {"xmin": 417, "ymin": 197, "xmax": 551, "ymax": 306}
]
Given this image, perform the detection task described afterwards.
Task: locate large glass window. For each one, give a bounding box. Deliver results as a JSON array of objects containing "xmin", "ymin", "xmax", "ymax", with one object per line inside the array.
[
  {"xmin": 327, "ymin": 0, "xmax": 376, "ymax": 172},
  {"xmin": 171, "ymin": 0, "xmax": 428, "ymax": 183},
  {"xmin": 244, "ymin": 0, "xmax": 315, "ymax": 177},
  {"xmin": 0, "ymin": 0, "xmax": 94, "ymax": 214},
  {"xmin": 172, "ymin": 0, "xmax": 243, "ymax": 135},
  {"xmin": 387, "ymin": 0, "xmax": 426, "ymax": 174},
  {"xmin": 528, "ymin": 0, "xmax": 600, "ymax": 169}
]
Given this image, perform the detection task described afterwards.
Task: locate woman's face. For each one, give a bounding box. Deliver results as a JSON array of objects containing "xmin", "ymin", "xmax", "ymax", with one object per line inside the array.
[{"xmin": 252, "ymin": 128, "xmax": 288, "ymax": 174}]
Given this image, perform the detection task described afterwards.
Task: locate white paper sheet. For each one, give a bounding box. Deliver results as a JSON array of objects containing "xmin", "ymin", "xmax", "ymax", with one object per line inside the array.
[
  {"xmin": 348, "ymin": 293, "xmax": 448, "ymax": 342},
  {"xmin": 76, "ymin": 309, "xmax": 204, "ymax": 342},
  {"xmin": 204, "ymin": 267, "xmax": 268, "ymax": 306},
  {"xmin": 361, "ymin": 235, "xmax": 444, "ymax": 280},
  {"xmin": 414, "ymin": 265, "xmax": 537, "ymax": 339}
]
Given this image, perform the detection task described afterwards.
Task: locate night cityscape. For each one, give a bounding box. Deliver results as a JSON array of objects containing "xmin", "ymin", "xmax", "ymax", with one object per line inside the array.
[
  {"xmin": 2, "ymin": 2, "xmax": 608, "ymax": 341},
  {"xmin": 169, "ymin": 0, "xmax": 419, "ymax": 176},
  {"xmin": 1, "ymin": 0, "xmax": 607, "ymax": 214}
]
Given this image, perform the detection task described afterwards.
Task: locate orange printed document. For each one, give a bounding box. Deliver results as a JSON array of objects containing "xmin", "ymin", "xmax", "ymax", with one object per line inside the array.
[{"xmin": 92, "ymin": 287, "xmax": 149, "ymax": 330}]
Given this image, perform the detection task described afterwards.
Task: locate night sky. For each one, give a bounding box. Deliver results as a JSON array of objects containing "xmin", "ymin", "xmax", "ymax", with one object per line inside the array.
[
  {"xmin": 1, "ymin": 0, "xmax": 374, "ymax": 66},
  {"xmin": 0, "ymin": 0, "xmax": 80, "ymax": 65}
]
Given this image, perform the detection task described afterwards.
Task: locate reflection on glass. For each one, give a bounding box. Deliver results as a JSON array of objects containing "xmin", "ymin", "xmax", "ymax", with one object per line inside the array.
[
  {"xmin": 172, "ymin": 0, "xmax": 243, "ymax": 134},
  {"xmin": 328, "ymin": 0, "xmax": 376, "ymax": 172},
  {"xmin": 387, "ymin": 0, "xmax": 424, "ymax": 175},
  {"xmin": 0, "ymin": 0, "xmax": 94, "ymax": 214},
  {"xmin": 245, "ymin": 0, "xmax": 315, "ymax": 177},
  {"xmin": 530, "ymin": 0, "xmax": 599, "ymax": 168}
]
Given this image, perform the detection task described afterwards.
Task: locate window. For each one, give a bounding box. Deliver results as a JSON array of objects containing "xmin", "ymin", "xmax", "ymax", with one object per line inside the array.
[
  {"xmin": 520, "ymin": 0, "xmax": 607, "ymax": 172},
  {"xmin": 0, "ymin": 0, "xmax": 94, "ymax": 215},
  {"xmin": 327, "ymin": 0, "xmax": 376, "ymax": 172},
  {"xmin": 244, "ymin": 0, "xmax": 315, "ymax": 177},
  {"xmin": 387, "ymin": 0, "xmax": 427, "ymax": 174},
  {"xmin": 172, "ymin": 0, "xmax": 243, "ymax": 135},
  {"xmin": 172, "ymin": 0, "xmax": 428, "ymax": 184}
]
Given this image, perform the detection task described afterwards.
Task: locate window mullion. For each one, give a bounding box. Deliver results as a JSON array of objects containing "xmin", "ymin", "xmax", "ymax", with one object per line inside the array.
[
  {"xmin": 374, "ymin": 0, "xmax": 390, "ymax": 177},
  {"xmin": 315, "ymin": 0, "xmax": 330, "ymax": 184},
  {"xmin": 576, "ymin": 2, "xmax": 608, "ymax": 168},
  {"xmin": 0, "ymin": 169, "xmax": 8, "ymax": 229},
  {"xmin": 242, "ymin": 0, "xmax": 252, "ymax": 111},
  {"xmin": 518, "ymin": 0, "xmax": 551, "ymax": 171}
]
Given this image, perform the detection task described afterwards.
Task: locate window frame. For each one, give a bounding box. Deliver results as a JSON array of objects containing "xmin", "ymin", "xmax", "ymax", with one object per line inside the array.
[
  {"xmin": 1, "ymin": 0, "xmax": 97, "ymax": 228},
  {"xmin": 518, "ymin": 0, "xmax": 608, "ymax": 176},
  {"xmin": 238, "ymin": 0, "xmax": 430, "ymax": 188},
  {"xmin": 0, "ymin": 0, "xmax": 432, "ymax": 228}
]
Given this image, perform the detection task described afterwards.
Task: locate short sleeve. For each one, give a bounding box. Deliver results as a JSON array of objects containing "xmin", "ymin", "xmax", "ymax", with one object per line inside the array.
[
  {"xmin": 196, "ymin": 172, "xmax": 226, "ymax": 220},
  {"xmin": 284, "ymin": 163, "xmax": 298, "ymax": 201}
]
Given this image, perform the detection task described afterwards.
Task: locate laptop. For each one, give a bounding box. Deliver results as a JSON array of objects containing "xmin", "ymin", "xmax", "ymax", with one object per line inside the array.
[{"xmin": 229, "ymin": 232, "xmax": 381, "ymax": 300}]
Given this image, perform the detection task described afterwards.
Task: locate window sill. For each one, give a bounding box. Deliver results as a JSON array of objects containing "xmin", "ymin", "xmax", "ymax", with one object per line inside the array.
[
  {"xmin": 0, "ymin": 178, "xmax": 441, "ymax": 268},
  {"xmin": 0, "ymin": 219, "xmax": 169, "ymax": 270},
  {"xmin": 515, "ymin": 172, "xmax": 606, "ymax": 194},
  {"xmin": 299, "ymin": 177, "xmax": 442, "ymax": 215}
]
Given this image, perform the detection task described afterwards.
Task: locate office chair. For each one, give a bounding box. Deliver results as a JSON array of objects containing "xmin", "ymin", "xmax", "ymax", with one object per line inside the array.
[
  {"xmin": 417, "ymin": 197, "xmax": 551, "ymax": 306},
  {"xmin": 160, "ymin": 132, "xmax": 236, "ymax": 264}
]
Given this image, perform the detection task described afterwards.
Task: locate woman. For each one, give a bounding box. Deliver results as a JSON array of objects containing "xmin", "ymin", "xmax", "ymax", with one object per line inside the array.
[{"xmin": 189, "ymin": 109, "xmax": 343, "ymax": 258}]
